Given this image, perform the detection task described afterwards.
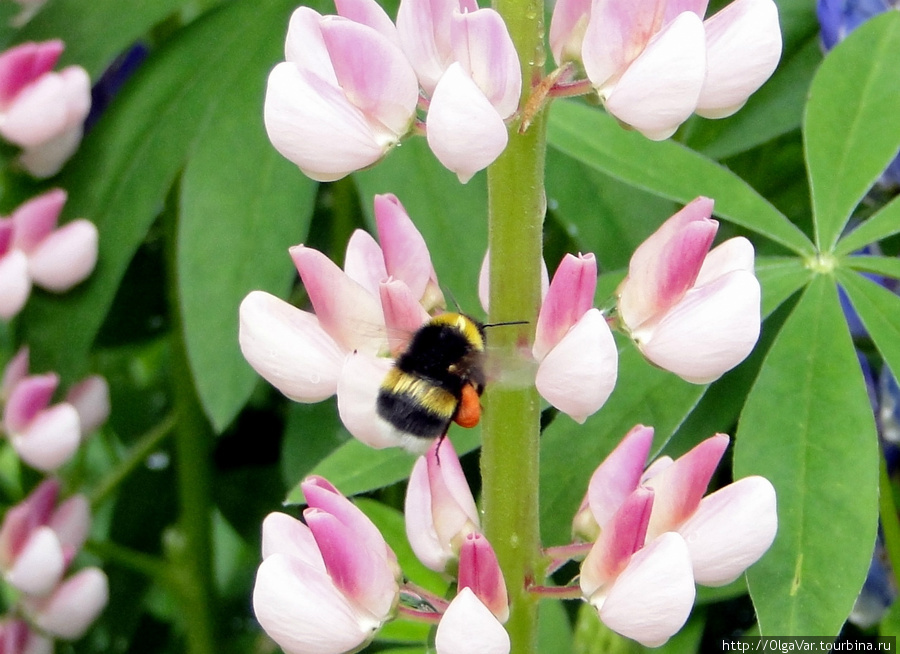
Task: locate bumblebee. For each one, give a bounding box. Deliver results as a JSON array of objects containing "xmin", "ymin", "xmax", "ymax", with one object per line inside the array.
[{"xmin": 377, "ymin": 312, "xmax": 487, "ymax": 444}]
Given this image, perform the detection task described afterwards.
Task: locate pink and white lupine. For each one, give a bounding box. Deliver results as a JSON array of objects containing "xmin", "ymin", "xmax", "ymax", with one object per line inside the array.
[
  {"xmin": 551, "ymin": 0, "xmax": 782, "ymax": 140},
  {"xmin": 579, "ymin": 486, "xmax": 695, "ymax": 647},
  {"xmin": 401, "ymin": 2, "xmax": 522, "ymax": 182},
  {"xmin": 0, "ymin": 189, "xmax": 99, "ymax": 319},
  {"xmin": 581, "ymin": 425, "xmax": 778, "ymax": 588},
  {"xmin": 405, "ymin": 437, "xmax": 481, "ymax": 573},
  {"xmin": 253, "ymin": 477, "xmax": 401, "ymax": 654},
  {"xmin": 264, "ymin": 4, "xmax": 420, "ymax": 182},
  {"xmin": 0, "ymin": 479, "xmax": 91, "ymax": 597},
  {"xmin": 23, "ymin": 567, "xmax": 109, "ymax": 640},
  {"xmin": 616, "ymin": 197, "xmax": 761, "ymax": 384},
  {"xmin": 0, "ymin": 41, "xmax": 91, "ymax": 177},
  {"xmin": 0, "ymin": 619, "xmax": 53, "ymax": 654},
  {"xmin": 240, "ymin": 194, "xmax": 447, "ymax": 449}
]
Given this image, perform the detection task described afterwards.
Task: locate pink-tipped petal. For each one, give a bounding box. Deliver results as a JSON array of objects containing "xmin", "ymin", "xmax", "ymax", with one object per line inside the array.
[
  {"xmin": 601, "ymin": 12, "xmax": 707, "ymax": 141},
  {"xmin": 11, "ymin": 402, "xmax": 81, "ymax": 472},
  {"xmin": 534, "ymin": 252, "xmax": 597, "ymax": 360},
  {"xmin": 549, "ymin": 0, "xmax": 592, "ymax": 64},
  {"xmin": 0, "ymin": 250, "xmax": 32, "ymax": 319},
  {"xmin": 320, "ymin": 18, "xmax": 419, "ymax": 136},
  {"xmin": 534, "ymin": 309, "xmax": 618, "ymax": 423},
  {"xmin": 28, "ymin": 219, "xmax": 98, "ymax": 292},
  {"xmin": 0, "ymin": 41, "xmax": 64, "ymax": 106},
  {"xmin": 1, "ymin": 346, "xmax": 30, "ymax": 396},
  {"xmin": 374, "ymin": 194, "xmax": 435, "ymax": 301},
  {"xmin": 458, "ymin": 533, "xmax": 508, "ymax": 623},
  {"xmin": 697, "ymin": 0, "xmax": 782, "ymax": 118},
  {"xmin": 254, "ymin": 552, "xmax": 380, "ymax": 654},
  {"xmin": 580, "ymin": 487, "xmax": 654, "ymax": 598},
  {"xmin": 644, "ymin": 433, "xmax": 729, "ymax": 539},
  {"xmin": 290, "ymin": 246, "xmax": 386, "ymax": 354},
  {"xmin": 65, "ymin": 375, "xmax": 109, "ymax": 435},
  {"xmin": 284, "ymin": 7, "xmax": 335, "ymax": 77},
  {"xmin": 4, "ymin": 526, "xmax": 65, "ymax": 596},
  {"xmin": 31, "ymin": 567, "xmax": 108, "ymax": 640},
  {"xmin": 425, "ymin": 438, "xmax": 480, "ymax": 559},
  {"xmin": 48, "ymin": 495, "xmax": 90, "ymax": 554},
  {"xmin": 450, "ymin": 9, "xmax": 521, "ymax": 118},
  {"xmin": 10, "ymin": 189, "xmax": 66, "ymax": 251},
  {"xmin": 4, "ymin": 373, "xmax": 59, "ymax": 433},
  {"xmin": 238, "ymin": 291, "xmax": 344, "ymax": 402},
  {"xmin": 336, "ymin": 351, "xmax": 403, "ymax": 449},
  {"xmin": 586, "ymin": 424, "xmax": 655, "ymax": 528},
  {"xmin": 305, "ymin": 510, "xmax": 399, "ymax": 620},
  {"xmin": 396, "ymin": 0, "xmax": 459, "ymax": 94},
  {"xmin": 635, "ymin": 269, "xmax": 761, "ymax": 383},
  {"xmin": 618, "ymin": 198, "xmax": 717, "ymax": 330},
  {"xmin": 380, "ymin": 280, "xmax": 430, "ymax": 355},
  {"xmin": 426, "ymin": 63, "xmax": 508, "ymax": 184},
  {"xmin": 582, "ymin": 0, "xmax": 668, "ymax": 89},
  {"xmin": 435, "ymin": 588, "xmax": 510, "ymax": 654},
  {"xmin": 405, "ymin": 455, "xmax": 449, "ymax": 571},
  {"xmin": 597, "ymin": 532, "xmax": 695, "ymax": 647},
  {"xmin": 344, "ymin": 229, "xmax": 387, "ymax": 296},
  {"xmin": 679, "ymin": 475, "xmax": 777, "ymax": 586},
  {"xmin": 335, "ymin": 0, "xmax": 401, "ymax": 45}
]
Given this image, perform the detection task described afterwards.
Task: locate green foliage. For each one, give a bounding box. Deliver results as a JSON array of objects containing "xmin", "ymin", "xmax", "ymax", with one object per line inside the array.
[{"xmin": 3, "ymin": 0, "xmax": 900, "ymax": 652}]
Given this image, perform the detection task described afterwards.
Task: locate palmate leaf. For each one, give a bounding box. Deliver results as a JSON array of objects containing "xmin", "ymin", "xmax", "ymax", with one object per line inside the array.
[
  {"xmin": 805, "ymin": 11, "xmax": 900, "ymax": 251},
  {"xmin": 837, "ymin": 269, "xmax": 900, "ymax": 381},
  {"xmin": 734, "ymin": 274, "xmax": 878, "ymax": 636}
]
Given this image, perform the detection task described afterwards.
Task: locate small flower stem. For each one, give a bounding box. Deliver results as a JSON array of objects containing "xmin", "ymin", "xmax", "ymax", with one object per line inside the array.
[
  {"xmin": 89, "ymin": 413, "xmax": 176, "ymax": 510},
  {"xmin": 482, "ymin": 0, "xmax": 547, "ymax": 651}
]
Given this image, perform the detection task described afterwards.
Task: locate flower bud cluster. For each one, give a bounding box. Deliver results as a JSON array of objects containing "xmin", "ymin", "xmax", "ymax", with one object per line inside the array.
[
  {"xmin": 254, "ymin": 440, "xmax": 510, "ymax": 654},
  {"xmin": 0, "ymin": 40, "xmax": 91, "ymax": 177},
  {"xmin": 263, "ymin": 0, "xmax": 522, "ymax": 183},
  {"xmin": 0, "ymin": 479, "xmax": 109, "ymax": 650}
]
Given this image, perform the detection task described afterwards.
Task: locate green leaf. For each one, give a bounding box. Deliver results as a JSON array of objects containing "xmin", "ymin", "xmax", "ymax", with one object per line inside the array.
[
  {"xmin": 178, "ymin": 24, "xmax": 314, "ymax": 433},
  {"xmin": 837, "ymin": 269, "xmax": 900, "ymax": 380},
  {"xmin": 835, "ymin": 194, "xmax": 900, "ymax": 256},
  {"xmin": 13, "ymin": 0, "xmax": 194, "ymax": 77},
  {"xmin": 354, "ymin": 139, "xmax": 489, "ymax": 314},
  {"xmin": 843, "ymin": 255, "xmax": 900, "ymax": 280},
  {"xmin": 289, "ymin": 427, "xmax": 481, "ymax": 503},
  {"xmin": 539, "ymin": 342, "xmax": 705, "ymax": 545},
  {"xmin": 756, "ymin": 256, "xmax": 812, "ymax": 318},
  {"xmin": 734, "ymin": 275, "xmax": 878, "ymax": 636},
  {"xmin": 805, "ymin": 11, "xmax": 900, "ymax": 251},
  {"xmin": 19, "ymin": 0, "xmax": 297, "ymax": 379},
  {"xmin": 547, "ymin": 101, "xmax": 812, "ymax": 255}
]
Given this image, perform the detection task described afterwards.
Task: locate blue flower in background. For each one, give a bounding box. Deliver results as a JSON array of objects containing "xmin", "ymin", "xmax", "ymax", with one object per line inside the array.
[{"xmin": 817, "ymin": 0, "xmax": 900, "ymax": 188}]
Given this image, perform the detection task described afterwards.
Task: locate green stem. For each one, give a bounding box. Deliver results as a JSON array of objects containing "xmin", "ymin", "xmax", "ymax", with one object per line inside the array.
[
  {"xmin": 89, "ymin": 413, "xmax": 176, "ymax": 510},
  {"xmin": 165, "ymin": 197, "xmax": 218, "ymax": 654},
  {"xmin": 482, "ymin": 0, "xmax": 547, "ymax": 650},
  {"xmin": 878, "ymin": 451, "xmax": 900, "ymax": 582}
]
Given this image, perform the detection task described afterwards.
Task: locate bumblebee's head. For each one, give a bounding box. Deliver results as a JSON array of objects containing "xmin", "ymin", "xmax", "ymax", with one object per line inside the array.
[{"xmin": 427, "ymin": 313, "xmax": 486, "ymax": 353}]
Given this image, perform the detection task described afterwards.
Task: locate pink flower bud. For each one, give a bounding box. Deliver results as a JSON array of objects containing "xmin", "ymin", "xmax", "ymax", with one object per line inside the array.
[
  {"xmin": 405, "ymin": 437, "xmax": 480, "ymax": 572},
  {"xmin": 28, "ymin": 219, "xmax": 99, "ymax": 292},
  {"xmin": 0, "ymin": 250, "xmax": 31, "ymax": 319},
  {"xmin": 0, "ymin": 619, "xmax": 53, "ymax": 654},
  {"xmin": 435, "ymin": 587, "xmax": 510, "ymax": 654},
  {"xmin": 4, "ymin": 526, "xmax": 65, "ymax": 596},
  {"xmin": 458, "ymin": 533, "xmax": 508, "ymax": 623},
  {"xmin": 9, "ymin": 402, "xmax": 81, "ymax": 472}
]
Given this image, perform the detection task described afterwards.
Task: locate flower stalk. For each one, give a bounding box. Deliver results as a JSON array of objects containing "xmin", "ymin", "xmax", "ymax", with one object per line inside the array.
[{"xmin": 482, "ymin": 0, "xmax": 547, "ymax": 650}]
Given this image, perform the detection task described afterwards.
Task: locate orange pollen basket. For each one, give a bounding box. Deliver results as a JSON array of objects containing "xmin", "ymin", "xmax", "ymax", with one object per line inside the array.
[{"xmin": 453, "ymin": 383, "xmax": 482, "ymax": 428}]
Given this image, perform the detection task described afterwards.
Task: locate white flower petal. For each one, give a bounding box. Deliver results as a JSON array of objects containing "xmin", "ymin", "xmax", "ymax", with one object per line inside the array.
[
  {"xmin": 436, "ymin": 588, "xmax": 510, "ymax": 654},
  {"xmin": 679, "ymin": 476, "xmax": 777, "ymax": 586}
]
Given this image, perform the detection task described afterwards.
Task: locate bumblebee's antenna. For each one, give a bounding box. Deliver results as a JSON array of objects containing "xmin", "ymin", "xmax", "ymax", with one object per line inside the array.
[{"xmin": 483, "ymin": 320, "xmax": 528, "ymax": 329}]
